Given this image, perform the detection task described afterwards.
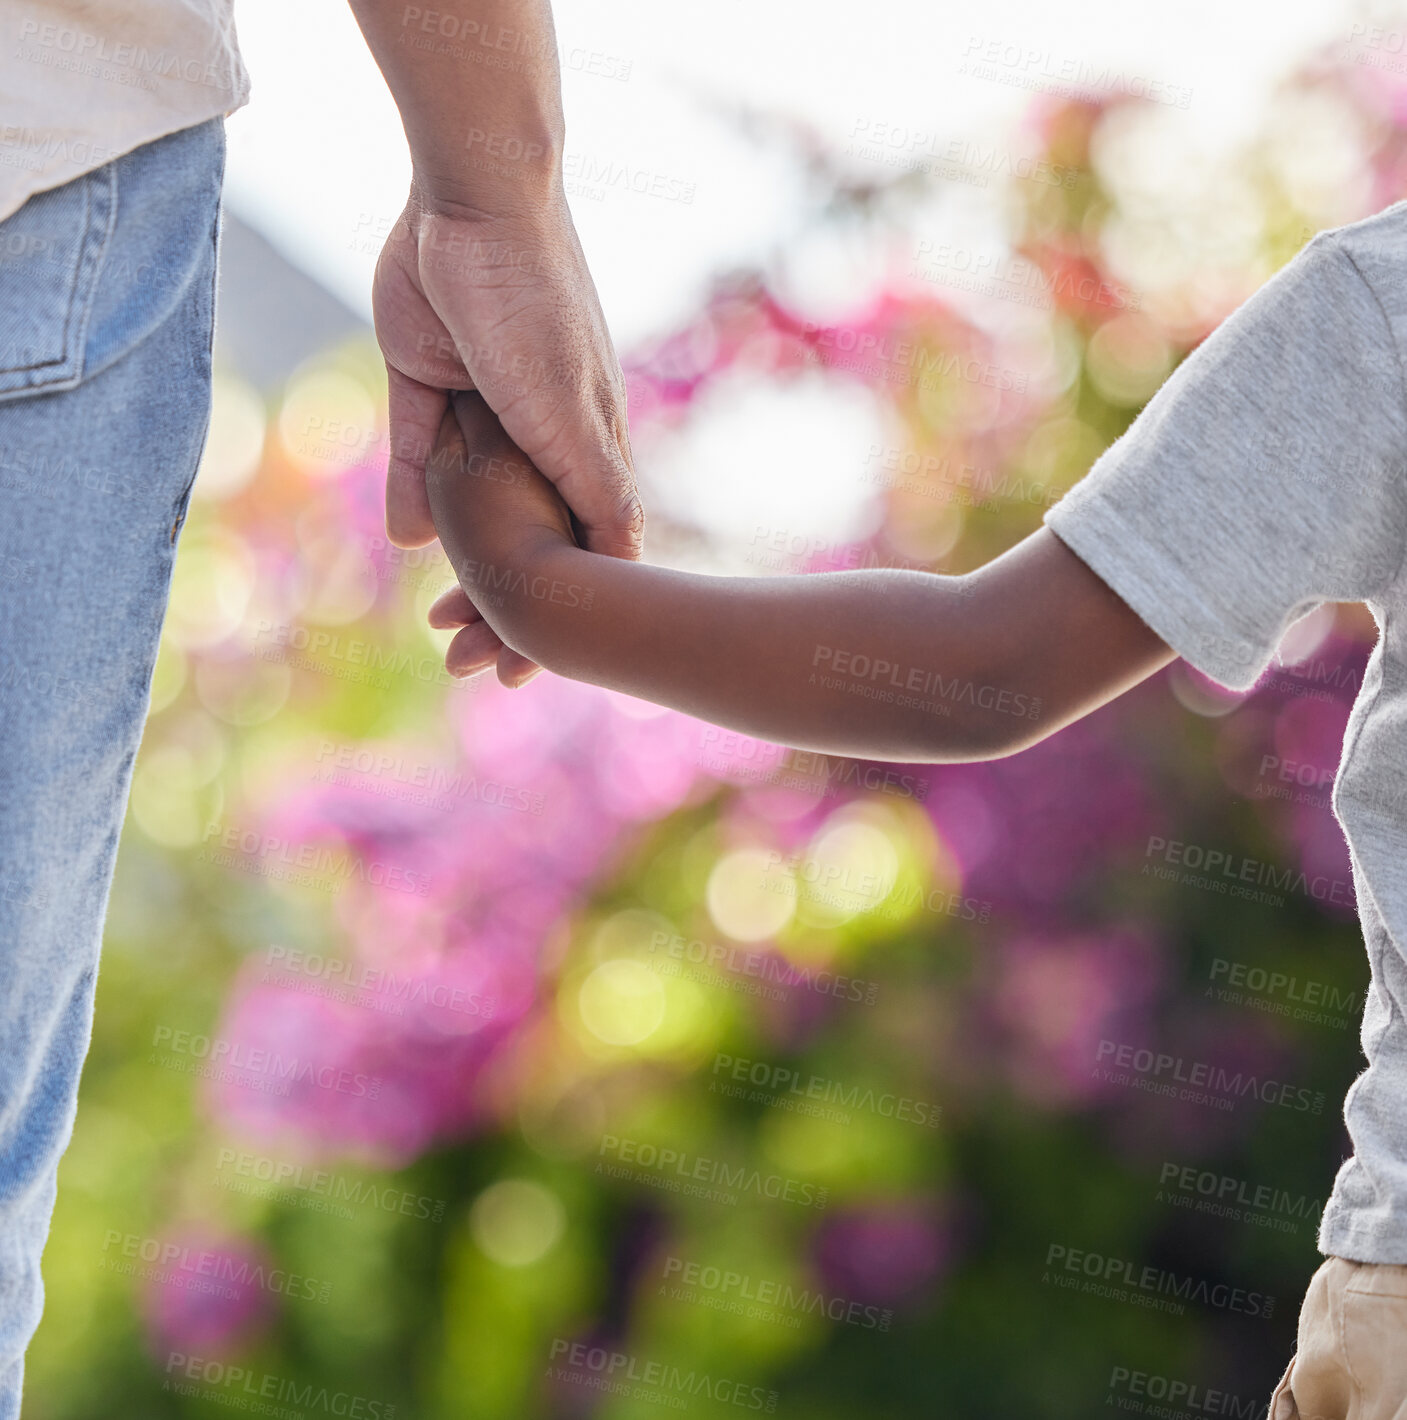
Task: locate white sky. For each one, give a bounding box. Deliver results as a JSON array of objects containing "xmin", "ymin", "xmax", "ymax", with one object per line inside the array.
[
  {"xmin": 226, "ymin": 0, "xmax": 1366, "ymax": 347},
  {"xmin": 223, "ymin": 0, "xmax": 1378, "ymax": 548}
]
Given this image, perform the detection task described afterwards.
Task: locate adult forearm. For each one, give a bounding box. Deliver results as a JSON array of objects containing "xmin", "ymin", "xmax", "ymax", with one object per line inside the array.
[
  {"xmin": 347, "ymin": 0, "xmax": 565, "ymax": 212},
  {"xmin": 492, "ymin": 545, "xmax": 1046, "ymax": 763}
]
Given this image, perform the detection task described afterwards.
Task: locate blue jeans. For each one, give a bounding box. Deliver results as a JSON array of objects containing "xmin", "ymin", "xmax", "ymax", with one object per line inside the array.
[{"xmin": 0, "ymin": 118, "xmax": 225, "ymax": 1419}]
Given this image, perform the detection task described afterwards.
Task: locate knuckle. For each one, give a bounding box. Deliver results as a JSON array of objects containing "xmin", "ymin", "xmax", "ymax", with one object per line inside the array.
[
  {"xmin": 622, "ymin": 492, "xmax": 646, "ymax": 535},
  {"xmin": 612, "ymin": 489, "xmax": 646, "ymax": 552}
]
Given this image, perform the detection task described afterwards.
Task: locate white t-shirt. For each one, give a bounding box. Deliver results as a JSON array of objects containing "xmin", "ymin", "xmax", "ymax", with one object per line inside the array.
[
  {"xmin": 1046, "ymin": 210, "xmax": 1407, "ymax": 1262},
  {"xmin": 0, "ymin": 1, "xmax": 249, "ymax": 222}
]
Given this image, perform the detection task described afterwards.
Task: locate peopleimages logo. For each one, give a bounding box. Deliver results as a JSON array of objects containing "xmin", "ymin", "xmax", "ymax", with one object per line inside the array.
[
  {"xmin": 660, "ymin": 1256, "xmax": 893, "ymax": 1331},
  {"xmin": 262, "ymin": 945, "xmax": 496, "ymax": 1022},
  {"xmin": 547, "ymin": 1339, "xmax": 777, "ymax": 1412},
  {"xmin": 697, "ymin": 727, "xmax": 930, "ymax": 803},
  {"xmin": 199, "ymin": 823, "xmax": 431, "ymax": 897},
  {"xmin": 1105, "ymin": 1364, "xmax": 1263, "ymax": 1418},
  {"xmin": 596, "ymin": 1135, "xmax": 828, "ymax": 1210},
  {"xmin": 710, "ymin": 1054, "xmax": 941, "ymax": 1128},
  {"xmin": 1044, "ymin": 1244, "xmax": 1274, "ymax": 1319},
  {"xmin": 861, "ymin": 442, "xmax": 1059, "ymax": 510},
  {"xmin": 1094, "ymin": 1039, "xmax": 1325, "ymax": 1115},
  {"xmin": 215, "ymin": 1149, "xmax": 447, "ymax": 1224},
  {"xmin": 811, "ymin": 644, "xmax": 1042, "ymax": 721},
  {"xmin": 910, "ymin": 239, "xmax": 1141, "ymax": 311},
  {"xmin": 313, "ymin": 739, "xmax": 545, "ymax": 816},
  {"xmin": 646, "ymin": 929, "xmax": 882, "ymax": 1006},
  {"xmin": 1143, "ymin": 835, "xmax": 1354, "ymax": 909},
  {"xmin": 760, "ymin": 848, "xmax": 992, "ymax": 924},
  {"xmin": 15, "ymin": 20, "xmax": 237, "ymax": 91},
  {"xmin": 1209, "ymin": 957, "xmax": 1359, "ymax": 1019},
  {"xmin": 151, "ymin": 1026, "xmax": 382, "ymax": 1101},
  {"xmin": 164, "ymin": 1353, "xmax": 395, "ymax": 1418},
  {"xmin": 253, "ymin": 619, "xmax": 466, "ymax": 691},
  {"xmin": 102, "ymin": 1232, "xmax": 331, "ymax": 1304},
  {"xmin": 798, "ymin": 325, "xmax": 1030, "ymax": 391},
  {"xmin": 1157, "ymin": 1161, "xmax": 1323, "ymax": 1235}
]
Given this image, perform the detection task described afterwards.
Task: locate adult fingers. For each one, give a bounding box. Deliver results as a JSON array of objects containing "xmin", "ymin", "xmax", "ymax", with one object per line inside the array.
[
  {"xmin": 415, "ymin": 206, "xmax": 645, "ymax": 562},
  {"xmin": 547, "ymin": 417, "xmax": 644, "ymax": 560},
  {"xmin": 383, "ymin": 364, "xmax": 446, "ymax": 549}
]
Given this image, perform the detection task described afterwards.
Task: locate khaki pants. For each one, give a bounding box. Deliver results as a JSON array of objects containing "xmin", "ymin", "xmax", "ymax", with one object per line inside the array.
[{"xmin": 1271, "ymin": 1258, "xmax": 1407, "ymax": 1418}]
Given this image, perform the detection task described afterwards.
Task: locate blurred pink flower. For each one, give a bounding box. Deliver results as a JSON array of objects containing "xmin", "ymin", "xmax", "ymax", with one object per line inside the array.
[
  {"xmin": 936, "ymin": 714, "xmax": 1160, "ymax": 919},
  {"xmin": 991, "ymin": 927, "xmax": 1163, "ymax": 1108},
  {"xmin": 813, "ymin": 1203, "xmax": 948, "ymax": 1309},
  {"xmin": 1103, "ymin": 1009, "xmax": 1307, "ymax": 1160},
  {"xmin": 140, "ymin": 1226, "xmax": 274, "ymax": 1361}
]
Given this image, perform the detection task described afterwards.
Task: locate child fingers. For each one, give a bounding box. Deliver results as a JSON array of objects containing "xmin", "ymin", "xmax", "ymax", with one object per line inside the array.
[
  {"xmin": 445, "ymin": 621, "xmax": 505, "ymax": 678},
  {"xmin": 449, "ymin": 389, "xmax": 543, "ymax": 490},
  {"xmin": 497, "ymin": 646, "xmax": 543, "ymax": 689},
  {"xmin": 428, "ymin": 583, "xmax": 481, "ymax": 629},
  {"xmin": 450, "ymin": 388, "xmax": 513, "ymax": 454}
]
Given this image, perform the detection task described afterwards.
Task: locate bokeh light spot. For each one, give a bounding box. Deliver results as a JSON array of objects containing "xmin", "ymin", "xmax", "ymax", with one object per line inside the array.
[
  {"xmin": 195, "ymin": 373, "xmax": 266, "ymax": 500},
  {"xmin": 469, "ymin": 1179, "xmax": 565, "ymax": 1267},
  {"xmin": 798, "ymin": 807, "xmax": 902, "ymax": 927},
  {"xmin": 278, "ymin": 368, "xmax": 378, "ymax": 479},
  {"xmin": 707, "ymin": 847, "xmax": 796, "ymax": 942},
  {"xmin": 578, "ymin": 959, "xmax": 668, "ymax": 1045}
]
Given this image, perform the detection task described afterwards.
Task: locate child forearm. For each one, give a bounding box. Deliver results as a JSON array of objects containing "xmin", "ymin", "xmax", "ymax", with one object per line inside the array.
[
  {"xmin": 446, "ymin": 532, "xmax": 1172, "ymax": 765},
  {"xmin": 425, "ymin": 394, "xmax": 1177, "ymax": 764},
  {"xmin": 497, "ymin": 545, "xmax": 1023, "ymax": 761}
]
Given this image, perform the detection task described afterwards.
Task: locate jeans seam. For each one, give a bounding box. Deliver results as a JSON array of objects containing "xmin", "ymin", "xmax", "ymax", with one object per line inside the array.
[
  {"xmin": 64, "ymin": 161, "xmax": 118, "ymax": 385},
  {"xmin": 168, "ymin": 132, "xmax": 225, "ymax": 544}
]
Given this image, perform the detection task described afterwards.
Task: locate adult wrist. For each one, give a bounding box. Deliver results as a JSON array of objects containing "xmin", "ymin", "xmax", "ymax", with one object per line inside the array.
[{"xmin": 409, "ymin": 124, "xmax": 564, "ymax": 222}]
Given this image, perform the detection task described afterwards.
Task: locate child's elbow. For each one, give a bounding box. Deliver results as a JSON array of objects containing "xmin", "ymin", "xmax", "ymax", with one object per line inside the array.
[
  {"xmin": 965, "ymin": 715, "xmax": 1052, "ymax": 762},
  {"xmin": 909, "ymin": 710, "xmax": 1051, "ymax": 765},
  {"xmin": 907, "ymin": 659, "xmax": 1055, "ymax": 763}
]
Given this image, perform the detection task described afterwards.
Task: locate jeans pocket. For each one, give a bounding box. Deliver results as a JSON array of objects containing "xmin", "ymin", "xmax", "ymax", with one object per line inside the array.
[{"xmin": 0, "ymin": 163, "xmax": 115, "ymax": 398}]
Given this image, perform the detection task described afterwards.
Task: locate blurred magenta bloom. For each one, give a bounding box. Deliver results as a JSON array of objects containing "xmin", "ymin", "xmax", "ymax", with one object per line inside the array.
[
  {"xmin": 934, "ymin": 714, "xmax": 1160, "ymax": 920},
  {"xmin": 813, "ymin": 1203, "xmax": 948, "ymax": 1308},
  {"xmin": 205, "ymin": 671, "xmax": 726, "ymax": 1162},
  {"xmin": 1104, "ymin": 1009, "xmax": 1305, "ymax": 1160},
  {"xmin": 992, "ymin": 928, "xmax": 1163, "ymax": 1108},
  {"xmin": 140, "ymin": 1226, "xmax": 273, "ymax": 1361}
]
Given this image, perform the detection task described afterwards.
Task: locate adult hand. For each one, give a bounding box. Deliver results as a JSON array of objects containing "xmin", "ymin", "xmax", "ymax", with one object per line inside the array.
[
  {"xmin": 371, "ymin": 185, "xmax": 643, "ymax": 679},
  {"xmin": 347, "ymin": 1, "xmax": 637, "ymax": 678},
  {"xmin": 373, "ymin": 185, "xmax": 640, "ymax": 553}
]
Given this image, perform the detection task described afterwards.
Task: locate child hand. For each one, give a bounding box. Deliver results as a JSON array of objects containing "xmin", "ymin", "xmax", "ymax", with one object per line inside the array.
[{"xmin": 424, "ymin": 390, "xmax": 579, "ymax": 687}]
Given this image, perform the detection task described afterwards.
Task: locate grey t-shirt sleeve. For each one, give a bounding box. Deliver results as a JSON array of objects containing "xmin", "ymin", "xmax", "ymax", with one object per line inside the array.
[{"xmin": 1044, "ymin": 230, "xmax": 1407, "ymax": 691}]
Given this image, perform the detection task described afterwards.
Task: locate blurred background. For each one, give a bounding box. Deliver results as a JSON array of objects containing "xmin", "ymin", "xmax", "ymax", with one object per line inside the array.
[{"xmin": 26, "ymin": 0, "xmax": 1407, "ymax": 1414}]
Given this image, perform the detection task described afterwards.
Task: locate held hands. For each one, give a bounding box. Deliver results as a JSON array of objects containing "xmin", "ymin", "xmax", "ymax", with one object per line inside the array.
[
  {"xmin": 425, "ymin": 391, "xmax": 581, "ymax": 687},
  {"xmin": 345, "ymin": 5, "xmax": 640, "ymax": 687},
  {"xmin": 372, "ymin": 193, "xmax": 642, "ymax": 558}
]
